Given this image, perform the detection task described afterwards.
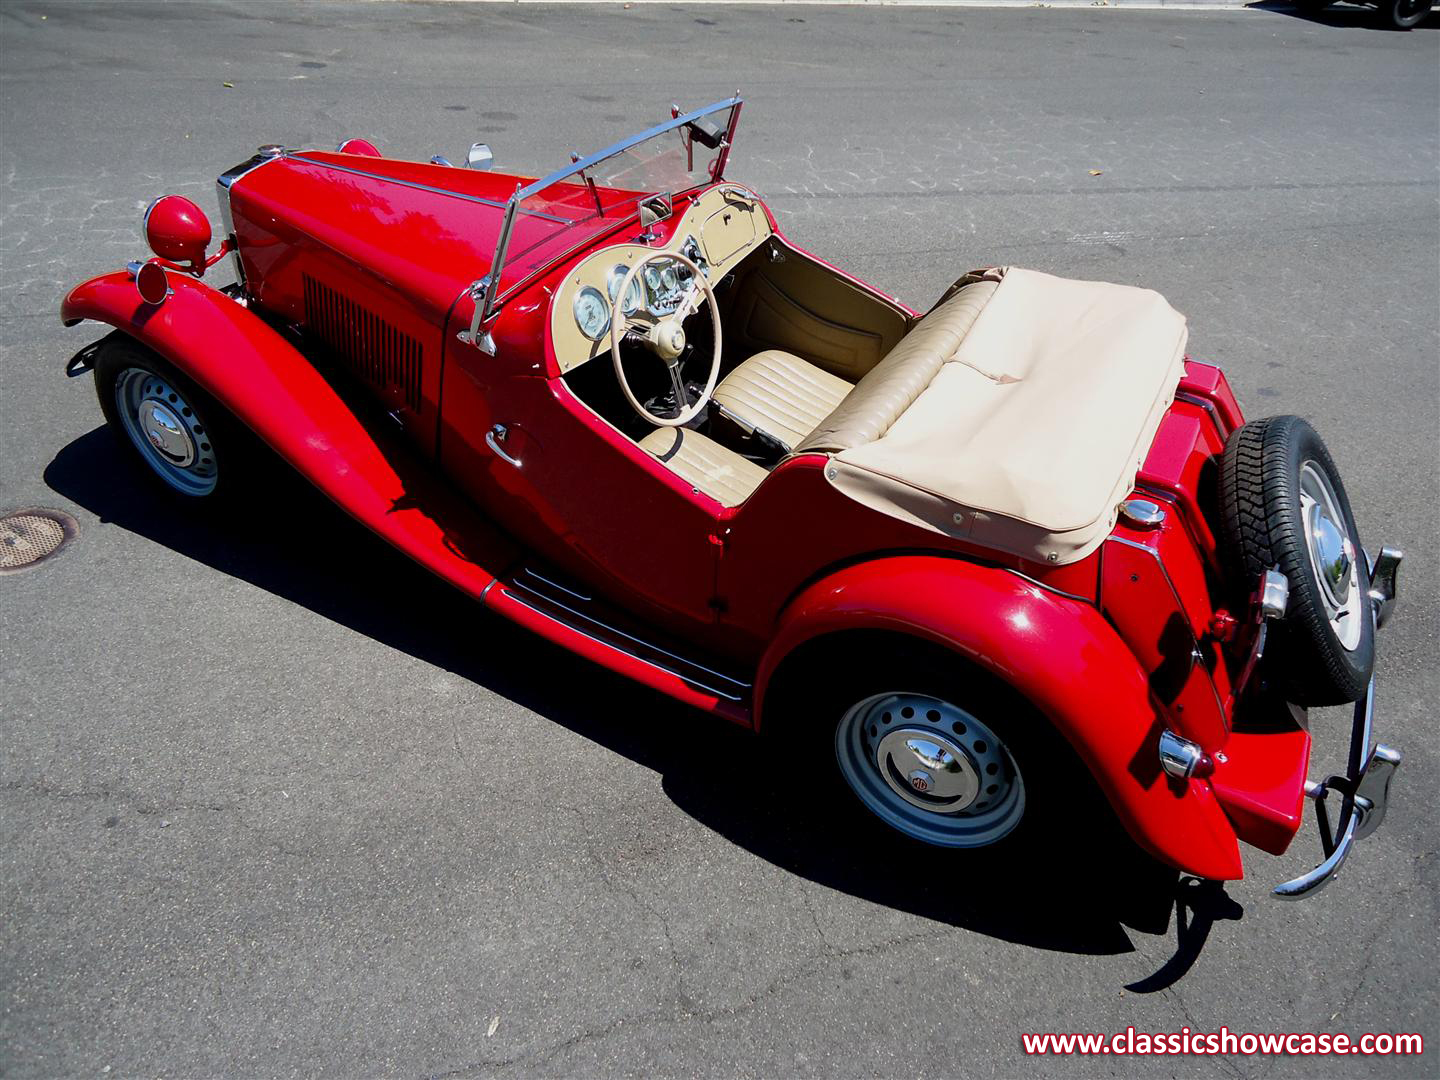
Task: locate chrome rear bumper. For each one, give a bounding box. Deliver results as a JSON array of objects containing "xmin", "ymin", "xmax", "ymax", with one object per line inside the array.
[{"xmin": 1273, "ymin": 547, "xmax": 1403, "ymax": 900}]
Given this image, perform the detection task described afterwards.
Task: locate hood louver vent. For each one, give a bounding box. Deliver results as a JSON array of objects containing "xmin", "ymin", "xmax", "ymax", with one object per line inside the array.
[{"xmin": 303, "ymin": 274, "xmax": 422, "ymax": 412}]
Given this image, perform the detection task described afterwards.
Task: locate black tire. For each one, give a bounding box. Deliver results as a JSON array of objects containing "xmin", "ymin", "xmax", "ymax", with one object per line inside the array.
[
  {"xmin": 767, "ymin": 636, "xmax": 1129, "ymax": 866},
  {"xmin": 1218, "ymin": 415, "xmax": 1374, "ymax": 706},
  {"xmin": 93, "ymin": 334, "xmax": 255, "ymax": 503},
  {"xmin": 1383, "ymin": 0, "xmax": 1431, "ymax": 28}
]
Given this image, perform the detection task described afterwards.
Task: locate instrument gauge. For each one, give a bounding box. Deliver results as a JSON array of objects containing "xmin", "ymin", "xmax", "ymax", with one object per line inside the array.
[
  {"xmin": 572, "ymin": 285, "xmax": 611, "ymax": 340},
  {"xmin": 606, "ymin": 264, "xmax": 643, "ymax": 314},
  {"xmin": 660, "ymin": 264, "xmax": 678, "ymax": 292},
  {"xmin": 643, "ymin": 265, "xmax": 663, "ymax": 293}
]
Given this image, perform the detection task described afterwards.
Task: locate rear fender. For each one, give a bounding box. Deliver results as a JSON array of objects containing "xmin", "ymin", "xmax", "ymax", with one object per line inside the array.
[
  {"xmin": 60, "ymin": 271, "xmax": 515, "ymax": 598},
  {"xmin": 755, "ymin": 556, "xmax": 1244, "ymax": 881}
]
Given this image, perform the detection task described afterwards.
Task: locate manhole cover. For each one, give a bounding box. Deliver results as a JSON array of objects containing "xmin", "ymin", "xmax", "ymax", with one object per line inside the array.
[{"xmin": 0, "ymin": 508, "xmax": 79, "ymax": 574}]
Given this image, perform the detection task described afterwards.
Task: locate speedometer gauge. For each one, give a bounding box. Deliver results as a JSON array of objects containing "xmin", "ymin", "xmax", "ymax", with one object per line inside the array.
[
  {"xmin": 606, "ymin": 264, "xmax": 643, "ymax": 315},
  {"xmin": 573, "ymin": 286, "xmax": 610, "ymax": 340}
]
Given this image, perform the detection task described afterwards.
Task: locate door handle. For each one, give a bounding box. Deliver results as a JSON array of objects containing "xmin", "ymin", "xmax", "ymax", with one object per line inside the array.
[{"xmin": 486, "ymin": 424, "xmax": 522, "ymax": 468}]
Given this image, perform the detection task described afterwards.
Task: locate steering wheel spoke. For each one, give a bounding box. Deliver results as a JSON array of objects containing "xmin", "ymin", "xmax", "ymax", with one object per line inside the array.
[{"xmin": 609, "ymin": 251, "xmax": 722, "ymax": 429}]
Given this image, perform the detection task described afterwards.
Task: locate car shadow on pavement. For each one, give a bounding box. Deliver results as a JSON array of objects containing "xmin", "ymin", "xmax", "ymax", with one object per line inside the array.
[
  {"xmin": 1252, "ymin": 1, "xmax": 1438, "ymax": 29},
  {"xmin": 46, "ymin": 426, "xmax": 1241, "ymax": 971}
]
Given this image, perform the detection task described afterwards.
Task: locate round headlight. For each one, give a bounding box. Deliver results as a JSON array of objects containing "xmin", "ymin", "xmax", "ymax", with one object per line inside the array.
[{"xmin": 144, "ymin": 195, "xmax": 212, "ymax": 269}]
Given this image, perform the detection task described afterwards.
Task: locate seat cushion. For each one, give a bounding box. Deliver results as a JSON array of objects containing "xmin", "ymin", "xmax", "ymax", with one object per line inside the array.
[
  {"xmin": 796, "ymin": 281, "xmax": 998, "ymax": 455},
  {"xmin": 712, "ymin": 349, "xmax": 853, "ymax": 452},
  {"xmin": 638, "ymin": 426, "xmax": 768, "ymax": 507}
]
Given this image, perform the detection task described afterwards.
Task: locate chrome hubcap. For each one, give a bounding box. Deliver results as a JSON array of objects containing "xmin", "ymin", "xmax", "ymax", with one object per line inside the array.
[
  {"xmin": 137, "ymin": 400, "xmax": 196, "ymax": 466},
  {"xmin": 835, "ymin": 692, "xmax": 1025, "ymax": 848},
  {"xmin": 1299, "ymin": 461, "xmax": 1362, "ymax": 651},
  {"xmin": 114, "ymin": 367, "xmax": 218, "ymax": 497}
]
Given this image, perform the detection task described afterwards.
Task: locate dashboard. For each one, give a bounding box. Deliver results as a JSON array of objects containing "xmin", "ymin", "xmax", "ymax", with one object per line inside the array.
[{"xmin": 549, "ymin": 184, "xmax": 772, "ymax": 374}]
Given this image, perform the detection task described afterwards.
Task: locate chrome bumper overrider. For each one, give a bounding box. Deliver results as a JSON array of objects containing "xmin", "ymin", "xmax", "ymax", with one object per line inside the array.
[{"xmin": 1273, "ymin": 547, "xmax": 1403, "ymax": 900}]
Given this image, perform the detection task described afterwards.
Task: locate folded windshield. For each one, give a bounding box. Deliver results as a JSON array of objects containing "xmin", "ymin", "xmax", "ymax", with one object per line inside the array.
[{"xmin": 480, "ymin": 98, "xmax": 741, "ymax": 321}]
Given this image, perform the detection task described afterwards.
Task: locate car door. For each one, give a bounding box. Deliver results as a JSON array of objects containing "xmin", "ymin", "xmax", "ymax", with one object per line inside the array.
[{"xmin": 438, "ymin": 333, "xmax": 723, "ymax": 637}]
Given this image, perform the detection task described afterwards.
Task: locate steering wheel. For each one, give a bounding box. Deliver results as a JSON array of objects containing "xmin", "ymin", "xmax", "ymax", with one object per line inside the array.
[{"xmin": 609, "ymin": 250, "xmax": 722, "ymax": 428}]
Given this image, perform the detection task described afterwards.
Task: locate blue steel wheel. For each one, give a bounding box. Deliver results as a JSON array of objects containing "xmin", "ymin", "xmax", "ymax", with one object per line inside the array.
[
  {"xmin": 835, "ymin": 691, "xmax": 1026, "ymax": 848},
  {"xmin": 111, "ymin": 366, "xmax": 219, "ymax": 497}
]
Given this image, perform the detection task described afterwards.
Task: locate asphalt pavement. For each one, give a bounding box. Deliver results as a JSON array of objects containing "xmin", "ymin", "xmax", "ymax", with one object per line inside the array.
[{"xmin": 2, "ymin": 2, "xmax": 1437, "ymax": 1077}]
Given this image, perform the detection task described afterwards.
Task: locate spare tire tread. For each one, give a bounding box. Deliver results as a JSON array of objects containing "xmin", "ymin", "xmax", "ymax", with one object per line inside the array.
[{"xmin": 1218, "ymin": 415, "xmax": 1373, "ymax": 706}]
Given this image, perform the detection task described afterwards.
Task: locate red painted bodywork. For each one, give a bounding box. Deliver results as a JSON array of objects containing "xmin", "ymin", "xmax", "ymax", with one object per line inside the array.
[
  {"xmin": 752, "ymin": 555, "xmax": 1244, "ymax": 880},
  {"xmin": 58, "ymin": 139, "xmax": 1319, "ymax": 881}
]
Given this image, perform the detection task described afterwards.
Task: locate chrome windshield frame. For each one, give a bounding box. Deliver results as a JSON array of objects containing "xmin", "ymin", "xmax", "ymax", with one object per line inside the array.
[{"xmin": 476, "ymin": 95, "xmax": 742, "ymax": 327}]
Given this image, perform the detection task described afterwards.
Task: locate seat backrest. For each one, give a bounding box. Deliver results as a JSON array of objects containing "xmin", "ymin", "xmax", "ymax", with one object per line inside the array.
[{"xmin": 794, "ymin": 281, "xmax": 998, "ymax": 455}]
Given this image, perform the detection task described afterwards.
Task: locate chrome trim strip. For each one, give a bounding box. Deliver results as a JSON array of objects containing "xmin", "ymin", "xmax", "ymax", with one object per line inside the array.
[
  {"xmin": 517, "ymin": 566, "xmax": 592, "ymax": 603},
  {"xmin": 1002, "ymin": 569, "xmax": 1093, "ymax": 606},
  {"xmin": 505, "ymin": 576, "xmax": 749, "ymax": 690},
  {"xmin": 1105, "ymin": 535, "xmax": 1227, "ymax": 720},
  {"xmin": 1174, "ymin": 391, "xmax": 1229, "ymax": 440},
  {"xmin": 498, "ymin": 586, "xmax": 748, "ymax": 702},
  {"xmin": 215, "ymin": 151, "xmax": 283, "ymax": 291},
  {"xmin": 285, "ymin": 154, "xmax": 570, "ymax": 223}
]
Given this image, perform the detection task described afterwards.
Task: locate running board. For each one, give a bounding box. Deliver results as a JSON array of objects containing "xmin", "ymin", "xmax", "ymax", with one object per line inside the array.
[{"xmin": 483, "ymin": 565, "xmax": 753, "ymax": 724}]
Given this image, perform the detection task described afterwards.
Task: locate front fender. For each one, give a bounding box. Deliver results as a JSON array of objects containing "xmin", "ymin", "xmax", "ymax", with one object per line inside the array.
[
  {"xmin": 61, "ymin": 271, "xmax": 514, "ymax": 599},
  {"xmin": 755, "ymin": 556, "xmax": 1244, "ymax": 881}
]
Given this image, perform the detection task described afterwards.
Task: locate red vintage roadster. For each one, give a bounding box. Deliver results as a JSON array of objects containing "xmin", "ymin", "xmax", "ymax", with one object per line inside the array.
[{"xmin": 60, "ymin": 98, "xmax": 1402, "ymax": 898}]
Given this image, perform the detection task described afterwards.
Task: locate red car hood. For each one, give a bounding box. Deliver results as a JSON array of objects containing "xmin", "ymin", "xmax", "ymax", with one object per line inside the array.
[{"xmin": 227, "ymin": 150, "xmax": 640, "ymax": 323}]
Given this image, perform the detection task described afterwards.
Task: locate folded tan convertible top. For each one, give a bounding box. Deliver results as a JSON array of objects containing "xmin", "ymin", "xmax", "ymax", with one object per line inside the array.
[{"xmin": 826, "ymin": 267, "xmax": 1188, "ymax": 565}]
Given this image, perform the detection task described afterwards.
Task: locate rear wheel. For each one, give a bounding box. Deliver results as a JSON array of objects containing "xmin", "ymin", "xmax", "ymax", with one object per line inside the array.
[
  {"xmin": 772, "ymin": 639, "xmax": 1119, "ymax": 859},
  {"xmin": 1218, "ymin": 415, "xmax": 1374, "ymax": 705}
]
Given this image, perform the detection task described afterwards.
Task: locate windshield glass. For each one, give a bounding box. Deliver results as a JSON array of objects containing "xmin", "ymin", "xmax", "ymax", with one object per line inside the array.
[{"xmin": 488, "ymin": 99, "xmax": 740, "ymax": 310}]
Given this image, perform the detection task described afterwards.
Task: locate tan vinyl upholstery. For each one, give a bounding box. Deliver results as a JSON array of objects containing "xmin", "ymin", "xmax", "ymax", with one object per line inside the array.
[
  {"xmin": 825, "ymin": 268, "xmax": 1188, "ymax": 564},
  {"xmin": 713, "ymin": 281, "xmax": 998, "ymax": 456},
  {"xmin": 711, "ymin": 347, "xmax": 852, "ymax": 449},
  {"xmin": 797, "ymin": 281, "xmax": 998, "ymax": 455},
  {"xmin": 711, "ymin": 349, "xmax": 853, "ymax": 452},
  {"xmin": 638, "ymin": 426, "xmax": 768, "ymax": 507}
]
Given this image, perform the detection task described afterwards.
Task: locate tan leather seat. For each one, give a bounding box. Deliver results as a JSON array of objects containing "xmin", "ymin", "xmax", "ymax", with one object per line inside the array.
[
  {"xmin": 712, "ymin": 349, "xmax": 853, "ymax": 453},
  {"xmin": 638, "ymin": 426, "xmax": 768, "ymax": 507},
  {"xmin": 797, "ymin": 280, "xmax": 998, "ymax": 454},
  {"xmin": 713, "ymin": 281, "xmax": 999, "ymax": 456}
]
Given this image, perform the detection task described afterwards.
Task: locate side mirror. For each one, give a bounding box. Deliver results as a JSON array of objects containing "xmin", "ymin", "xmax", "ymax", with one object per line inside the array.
[
  {"xmin": 637, "ymin": 193, "xmax": 673, "ymax": 243},
  {"xmin": 466, "ymin": 143, "xmax": 493, "ymax": 170},
  {"xmin": 639, "ymin": 196, "xmax": 672, "ymax": 228}
]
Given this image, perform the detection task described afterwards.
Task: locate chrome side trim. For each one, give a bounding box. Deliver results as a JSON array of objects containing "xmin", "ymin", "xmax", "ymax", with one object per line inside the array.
[
  {"xmin": 215, "ymin": 149, "xmax": 284, "ymax": 291},
  {"xmin": 285, "ymin": 154, "xmax": 570, "ymax": 223},
  {"xmin": 502, "ymin": 569, "xmax": 751, "ymax": 700},
  {"xmin": 1002, "ymin": 568, "xmax": 1093, "ymax": 606},
  {"xmin": 498, "ymin": 586, "xmax": 748, "ymax": 702},
  {"xmin": 517, "ymin": 567, "xmax": 592, "ymax": 603}
]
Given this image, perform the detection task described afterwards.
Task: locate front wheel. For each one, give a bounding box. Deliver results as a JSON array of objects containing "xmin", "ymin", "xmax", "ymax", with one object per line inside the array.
[
  {"xmin": 93, "ymin": 335, "xmax": 249, "ymax": 501},
  {"xmin": 1383, "ymin": 0, "xmax": 1432, "ymax": 28}
]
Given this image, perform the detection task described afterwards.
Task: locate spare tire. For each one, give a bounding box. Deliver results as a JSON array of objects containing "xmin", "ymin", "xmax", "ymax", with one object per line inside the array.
[{"xmin": 1218, "ymin": 415, "xmax": 1374, "ymax": 706}]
